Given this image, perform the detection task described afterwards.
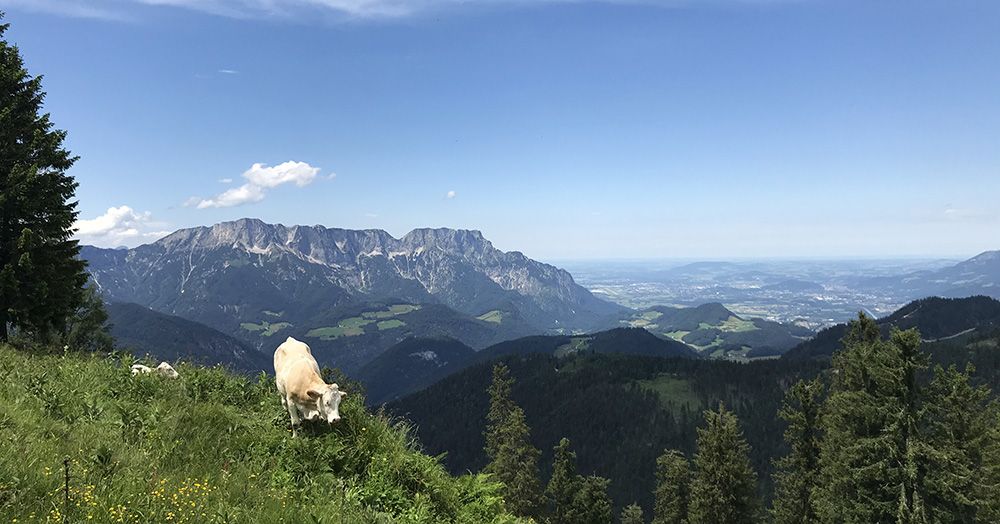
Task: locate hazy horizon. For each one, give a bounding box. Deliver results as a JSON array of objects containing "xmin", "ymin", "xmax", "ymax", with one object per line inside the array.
[{"xmin": 4, "ymin": 0, "xmax": 999, "ymax": 259}]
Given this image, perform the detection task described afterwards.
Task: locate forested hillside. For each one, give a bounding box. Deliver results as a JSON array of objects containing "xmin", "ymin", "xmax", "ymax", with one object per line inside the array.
[
  {"xmin": 784, "ymin": 296, "xmax": 1000, "ymax": 360},
  {"xmin": 106, "ymin": 302, "xmax": 271, "ymax": 374},
  {"xmin": 359, "ymin": 327, "xmax": 697, "ymax": 404},
  {"xmin": 389, "ymin": 308, "xmax": 1000, "ymax": 519},
  {"xmin": 389, "ymin": 352, "xmax": 826, "ymax": 513}
]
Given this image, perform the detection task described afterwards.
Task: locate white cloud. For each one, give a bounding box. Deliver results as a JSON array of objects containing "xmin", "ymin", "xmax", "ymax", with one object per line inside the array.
[
  {"xmin": 74, "ymin": 206, "xmax": 171, "ymax": 248},
  {"xmin": 0, "ymin": 0, "xmax": 796, "ymax": 20},
  {"xmin": 243, "ymin": 161, "xmax": 319, "ymax": 188},
  {"xmin": 191, "ymin": 161, "xmax": 321, "ymax": 209},
  {"xmin": 217, "ymin": 69, "xmax": 240, "ymax": 74},
  {"xmin": 446, "ymin": 190, "xmax": 456, "ymax": 199},
  {"xmin": 365, "ymin": 212, "xmax": 379, "ymax": 218},
  {"xmin": 218, "ymin": 178, "xmax": 233, "ymax": 184}
]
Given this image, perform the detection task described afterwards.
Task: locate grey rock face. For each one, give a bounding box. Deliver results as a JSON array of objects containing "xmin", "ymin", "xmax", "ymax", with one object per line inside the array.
[{"xmin": 81, "ymin": 218, "xmax": 620, "ymax": 332}]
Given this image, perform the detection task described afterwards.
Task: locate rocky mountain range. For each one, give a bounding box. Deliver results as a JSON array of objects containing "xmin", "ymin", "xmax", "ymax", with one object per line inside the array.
[{"xmin": 82, "ymin": 218, "xmax": 620, "ymax": 371}]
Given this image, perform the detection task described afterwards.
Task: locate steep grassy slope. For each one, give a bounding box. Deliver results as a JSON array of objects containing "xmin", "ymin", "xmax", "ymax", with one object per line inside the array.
[{"xmin": 0, "ymin": 345, "xmax": 523, "ymax": 524}]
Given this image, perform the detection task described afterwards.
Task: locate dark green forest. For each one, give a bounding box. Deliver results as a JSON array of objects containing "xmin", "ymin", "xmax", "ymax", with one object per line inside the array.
[{"xmin": 390, "ymin": 314, "xmax": 1000, "ymax": 519}]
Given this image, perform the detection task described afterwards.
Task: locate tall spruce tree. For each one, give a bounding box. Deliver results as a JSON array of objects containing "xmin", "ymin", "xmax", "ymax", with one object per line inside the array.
[
  {"xmin": 484, "ymin": 362, "xmax": 543, "ymax": 517},
  {"xmin": 62, "ymin": 285, "xmax": 112, "ymax": 352},
  {"xmin": 687, "ymin": 403, "xmax": 759, "ymax": 524},
  {"xmin": 546, "ymin": 437, "xmax": 579, "ymax": 524},
  {"xmin": 921, "ymin": 364, "xmax": 998, "ymax": 523},
  {"xmin": 771, "ymin": 378, "xmax": 824, "ymax": 524},
  {"xmin": 652, "ymin": 449, "xmax": 690, "ymax": 524},
  {"xmin": 572, "ymin": 475, "xmax": 613, "ymax": 524},
  {"xmin": 545, "ymin": 437, "xmax": 613, "ymax": 524},
  {"xmin": 814, "ymin": 314, "xmax": 928, "ymax": 523},
  {"xmin": 620, "ymin": 503, "xmax": 644, "ymax": 524},
  {"xmin": 0, "ymin": 14, "xmax": 87, "ymax": 343}
]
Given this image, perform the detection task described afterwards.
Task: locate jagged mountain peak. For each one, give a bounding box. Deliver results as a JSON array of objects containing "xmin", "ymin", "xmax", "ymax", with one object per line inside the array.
[{"xmin": 82, "ymin": 219, "xmax": 622, "ymax": 356}]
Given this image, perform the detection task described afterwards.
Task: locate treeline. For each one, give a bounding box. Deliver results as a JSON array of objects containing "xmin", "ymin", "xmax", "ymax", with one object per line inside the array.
[
  {"xmin": 391, "ymin": 352, "xmax": 826, "ymax": 511},
  {"xmin": 477, "ymin": 314, "xmax": 1000, "ymax": 523}
]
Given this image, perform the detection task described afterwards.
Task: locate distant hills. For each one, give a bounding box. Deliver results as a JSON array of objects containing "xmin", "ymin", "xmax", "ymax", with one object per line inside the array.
[
  {"xmin": 620, "ymin": 303, "xmax": 813, "ymax": 358},
  {"xmin": 358, "ymin": 327, "xmax": 696, "ymax": 404},
  {"xmin": 386, "ymin": 295, "xmax": 1000, "ymax": 516},
  {"xmin": 81, "ymin": 218, "xmax": 620, "ymax": 371},
  {"xmin": 783, "ymin": 295, "xmax": 1000, "ymax": 360},
  {"xmin": 106, "ymin": 302, "xmax": 271, "ymax": 373},
  {"xmin": 893, "ymin": 251, "xmax": 1000, "ymax": 298}
]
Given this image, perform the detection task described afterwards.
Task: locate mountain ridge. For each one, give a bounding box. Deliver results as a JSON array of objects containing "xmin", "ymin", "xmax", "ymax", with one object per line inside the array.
[{"xmin": 81, "ymin": 218, "xmax": 621, "ymax": 371}]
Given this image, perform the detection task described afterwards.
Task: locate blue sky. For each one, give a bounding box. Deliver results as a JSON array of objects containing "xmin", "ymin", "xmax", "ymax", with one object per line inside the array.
[{"xmin": 4, "ymin": 0, "xmax": 999, "ymax": 259}]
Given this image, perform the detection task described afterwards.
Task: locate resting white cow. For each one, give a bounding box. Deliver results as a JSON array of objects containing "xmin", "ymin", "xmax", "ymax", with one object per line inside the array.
[
  {"xmin": 274, "ymin": 337, "xmax": 347, "ymax": 436},
  {"xmin": 131, "ymin": 362, "xmax": 179, "ymax": 378},
  {"xmin": 155, "ymin": 362, "xmax": 179, "ymax": 379}
]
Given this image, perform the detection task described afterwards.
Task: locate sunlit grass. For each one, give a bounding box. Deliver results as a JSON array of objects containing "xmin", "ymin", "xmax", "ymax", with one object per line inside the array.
[{"xmin": 0, "ymin": 345, "xmax": 524, "ymax": 524}]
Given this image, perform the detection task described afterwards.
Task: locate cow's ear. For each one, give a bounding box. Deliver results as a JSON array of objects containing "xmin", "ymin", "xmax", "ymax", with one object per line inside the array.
[
  {"xmin": 339, "ymin": 391, "xmax": 348, "ymax": 398},
  {"xmin": 306, "ymin": 389, "xmax": 322, "ymax": 399}
]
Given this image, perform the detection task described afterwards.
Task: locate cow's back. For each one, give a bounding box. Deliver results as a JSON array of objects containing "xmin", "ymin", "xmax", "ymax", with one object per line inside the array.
[{"xmin": 274, "ymin": 336, "xmax": 315, "ymax": 377}]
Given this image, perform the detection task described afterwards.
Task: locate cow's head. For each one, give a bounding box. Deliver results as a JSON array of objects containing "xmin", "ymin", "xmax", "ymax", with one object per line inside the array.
[{"xmin": 309, "ymin": 383, "xmax": 347, "ymax": 423}]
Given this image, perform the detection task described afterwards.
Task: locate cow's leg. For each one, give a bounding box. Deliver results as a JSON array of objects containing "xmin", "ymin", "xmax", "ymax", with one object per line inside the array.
[{"xmin": 285, "ymin": 396, "xmax": 302, "ymax": 437}]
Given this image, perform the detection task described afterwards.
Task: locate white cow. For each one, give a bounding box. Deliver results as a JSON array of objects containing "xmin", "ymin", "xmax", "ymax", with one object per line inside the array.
[
  {"xmin": 131, "ymin": 362, "xmax": 179, "ymax": 378},
  {"xmin": 155, "ymin": 362, "xmax": 179, "ymax": 379},
  {"xmin": 273, "ymin": 336, "xmax": 347, "ymax": 436}
]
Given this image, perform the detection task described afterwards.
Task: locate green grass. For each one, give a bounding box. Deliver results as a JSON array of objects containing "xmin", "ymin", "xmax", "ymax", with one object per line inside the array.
[
  {"xmin": 664, "ymin": 330, "xmax": 690, "ymax": 342},
  {"xmin": 475, "ymin": 310, "xmax": 504, "ymax": 324},
  {"xmin": 717, "ymin": 316, "xmax": 758, "ymax": 333},
  {"xmin": 240, "ymin": 322, "xmax": 264, "ymax": 332},
  {"xmin": 240, "ymin": 321, "xmax": 292, "ymax": 337},
  {"xmin": 554, "ymin": 337, "xmax": 592, "ymax": 358},
  {"xmin": 376, "ymin": 319, "xmax": 406, "ymax": 331},
  {"xmin": 0, "ymin": 345, "xmax": 523, "ymax": 524},
  {"xmin": 634, "ymin": 375, "xmax": 702, "ymax": 416},
  {"xmin": 306, "ymin": 318, "xmax": 375, "ymax": 340},
  {"xmin": 361, "ymin": 305, "xmax": 422, "ymax": 320},
  {"xmin": 640, "ymin": 311, "xmax": 663, "ymax": 321}
]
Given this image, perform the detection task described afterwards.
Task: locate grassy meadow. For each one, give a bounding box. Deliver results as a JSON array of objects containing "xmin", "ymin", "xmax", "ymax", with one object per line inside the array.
[{"xmin": 0, "ymin": 345, "xmax": 522, "ymax": 524}]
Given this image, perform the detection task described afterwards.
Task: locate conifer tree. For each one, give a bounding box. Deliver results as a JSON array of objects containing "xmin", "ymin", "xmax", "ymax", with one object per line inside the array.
[
  {"xmin": 545, "ymin": 437, "xmax": 613, "ymax": 524},
  {"xmin": 546, "ymin": 437, "xmax": 579, "ymax": 524},
  {"xmin": 620, "ymin": 503, "xmax": 644, "ymax": 524},
  {"xmin": 0, "ymin": 13, "xmax": 87, "ymax": 343},
  {"xmin": 921, "ymin": 364, "xmax": 998, "ymax": 523},
  {"xmin": 62, "ymin": 285, "xmax": 112, "ymax": 352},
  {"xmin": 573, "ymin": 475, "xmax": 613, "ymax": 524},
  {"xmin": 771, "ymin": 378, "xmax": 823, "ymax": 524},
  {"xmin": 652, "ymin": 449, "xmax": 690, "ymax": 524},
  {"xmin": 814, "ymin": 315, "xmax": 928, "ymax": 523},
  {"xmin": 484, "ymin": 362, "xmax": 543, "ymax": 517},
  {"xmin": 687, "ymin": 403, "xmax": 759, "ymax": 524}
]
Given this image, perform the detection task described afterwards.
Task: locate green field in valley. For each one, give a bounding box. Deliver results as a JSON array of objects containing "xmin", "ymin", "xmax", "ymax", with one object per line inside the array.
[
  {"xmin": 376, "ymin": 319, "xmax": 406, "ymax": 331},
  {"xmin": 634, "ymin": 374, "xmax": 702, "ymax": 416},
  {"xmin": 476, "ymin": 310, "xmax": 504, "ymax": 324},
  {"xmin": 239, "ymin": 321, "xmax": 292, "ymax": 337},
  {"xmin": 553, "ymin": 336, "xmax": 592, "ymax": 357}
]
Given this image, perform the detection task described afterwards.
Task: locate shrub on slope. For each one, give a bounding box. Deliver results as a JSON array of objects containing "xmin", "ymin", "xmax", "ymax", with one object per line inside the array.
[{"xmin": 0, "ymin": 345, "xmax": 523, "ymax": 524}]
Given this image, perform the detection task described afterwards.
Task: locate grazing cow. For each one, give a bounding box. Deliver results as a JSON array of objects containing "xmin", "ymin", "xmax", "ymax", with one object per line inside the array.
[
  {"xmin": 131, "ymin": 364, "xmax": 152, "ymax": 375},
  {"xmin": 273, "ymin": 336, "xmax": 347, "ymax": 436},
  {"xmin": 155, "ymin": 362, "xmax": 179, "ymax": 379}
]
